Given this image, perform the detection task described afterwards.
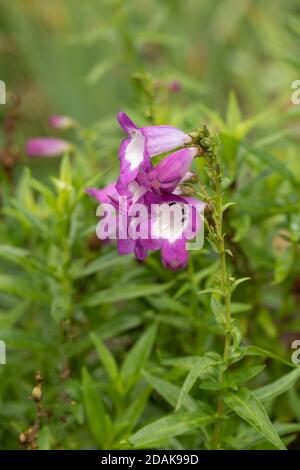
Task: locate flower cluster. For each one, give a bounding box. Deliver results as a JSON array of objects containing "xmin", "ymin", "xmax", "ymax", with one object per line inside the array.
[{"xmin": 88, "ymin": 113, "xmax": 204, "ymax": 270}]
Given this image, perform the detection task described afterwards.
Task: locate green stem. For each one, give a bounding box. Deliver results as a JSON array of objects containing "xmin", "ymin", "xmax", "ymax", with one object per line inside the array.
[{"xmin": 210, "ymin": 162, "xmax": 232, "ymax": 449}]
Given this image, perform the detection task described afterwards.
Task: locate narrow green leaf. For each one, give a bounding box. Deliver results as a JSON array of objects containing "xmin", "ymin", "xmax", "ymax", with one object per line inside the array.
[
  {"xmin": 288, "ymin": 388, "xmax": 300, "ymax": 422},
  {"xmin": 198, "ymin": 288, "xmax": 224, "ymax": 296},
  {"xmin": 224, "ymin": 388, "xmax": 286, "ymax": 450},
  {"xmin": 90, "ymin": 332, "xmax": 119, "ymax": 383},
  {"xmin": 243, "ymin": 345, "xmax": 294, "ymax": 368},
  {"xmin": 237, "ymin": 422, "xmax": 300, "ymax": 450},
  {"xmin": 254, "ymin": 368, "xmax": 300, "ymax": 402},
  {"xmin": 162, "ymin": 356, "xmax": 201, "ymax": 370},
  {"xmin": 231, "ymin": 324, "xmax": 242, "ymax": 350},
  {"xmin": 143, "ymin": 371, "xmax": 197, "ymax": 411},
  {"xmin": 65, "ymin": 314, "xmax": 142, "ymax": 357},
  {"xmin": 129, "ymin": 412, "xmax": 215, "ymax": 448},
  {"xmin": 273, "ymin": 244, "xmax": 295, "ymax": 284},
  {"xmin": 226, "ymin": 365, "xmax": 265, "ymax": 387},
  {"xmin": 120, "ymin": 324, "xmax": 157, "ymax": 390},
  {"xmin": 73, "ymin": 253, "xmax": 130, "ymax": 278},
  {"xmin": 59, "ymin": 154, "xmax": 73, "ymax": 185},
  {"xmin": 231, "ymin": 277, "xmax": 251, "ymax": 292},
  {"xmin": 222, "ymin": 202, "xmax": 236, "ymax": 213},
  {"xmin": 176, "ymin": 355, "xmax": 218, "ymax": 411},
  {"xmin": 210, "ymin": 296, "xmax": 225, "ymax": 325},
  {"xmin": 116, "ymin": 387, "xmax": 151, "ymax": 431},
  {"xmin": 81, "ymin": 368, "xmax": 110, "ymax": 448},
  {"xmin": 241, "ymin": 142, "xmax": 297, "ymax": 186},
  {"xmin": 82, "ymin": 283, "xmax": 173, "ymax": 307},
  {"xmin": 226, "ymin": 91, "xmax": 242, "ymax": 132}
]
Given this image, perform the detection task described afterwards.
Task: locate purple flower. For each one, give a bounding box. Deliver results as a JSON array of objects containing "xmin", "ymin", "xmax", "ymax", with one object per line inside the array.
[
  {"xmin": 26, "ymin": 138, "xmax": 72, "ymax": 157},
  {"xmin": 138, "ymin": 147, "xmax": 198, "ymax": 194},
  {"xmin": 48, "ymin": 115, "xmax": 75, "ymax": 130},
  {"xmin": 116, "ymin": 112, "xmax": 192, "ymax": 195},
  {"xmin": 87, "ymin": 111, "xmax": 203, "ymax": 270}
]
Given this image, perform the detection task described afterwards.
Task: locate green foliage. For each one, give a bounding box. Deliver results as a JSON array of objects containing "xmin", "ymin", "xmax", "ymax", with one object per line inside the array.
[{"xmin": 0, "ymin": 0, "xmax": 300, "ymax": 452}]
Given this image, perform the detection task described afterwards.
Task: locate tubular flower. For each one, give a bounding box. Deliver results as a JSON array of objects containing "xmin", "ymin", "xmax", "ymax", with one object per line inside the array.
[
  {"xmin": 26, "ymin": 138, "xmax": 72, "ymax": 157},
  {"xmin": 87, "ymin": 112, "xmax": 203, "ymax": 270},
  {"xmin": 116, "ymin": 112, "xmax": 192, "ymax": 195}
]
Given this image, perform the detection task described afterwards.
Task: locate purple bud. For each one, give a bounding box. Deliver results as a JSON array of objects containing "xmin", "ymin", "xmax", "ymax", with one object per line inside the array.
[
  {"xmin": 26, "ymin": 138, "xmax": 72, "ymax": 157},
  {"xmin": 145, "ymin": 147, "xmax": 197, "ymax": 193}
]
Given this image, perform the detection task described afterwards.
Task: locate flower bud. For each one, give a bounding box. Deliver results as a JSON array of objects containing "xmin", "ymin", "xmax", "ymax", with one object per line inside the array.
[
  {"xmin": 19, "ymin": 432, "xmax": 27, "ymax": 444},
  {"xmin": 180, "ymin": 185, "xmax": 196, "ymax": 197},
  {"xmin": 26, "ymin": 138, "xmax": 72, "ymax": 157},
  {"xmin": 32, "ymin": 385, "xmax": 42, "ymax": 402}
]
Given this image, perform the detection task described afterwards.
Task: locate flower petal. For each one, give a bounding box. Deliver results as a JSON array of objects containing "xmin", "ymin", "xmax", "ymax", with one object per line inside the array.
[
  {"xmin": 86, "ymin": 181, "xmax": 118, "ymax": 204},
  {"xmin": 116, "ymin": 134, "xmax": 149, "ymax": 195},
  {"xmin": 118, "ymin": 238, "xmax": 135, "ymax": 255},
  {"xmin": 141, "ymin": 126, "xmax": 192, "ymax": 157},
  {"xmin": 134, "ymin": 240, "xmax": 148, "ymax": 261},
  {"xmin": 117, "ymin": 112, "xmax": 137, "ymax": 134},
  {"xmin": 161, "ymin": 238, "xmax": 188, "ymax": 270}
]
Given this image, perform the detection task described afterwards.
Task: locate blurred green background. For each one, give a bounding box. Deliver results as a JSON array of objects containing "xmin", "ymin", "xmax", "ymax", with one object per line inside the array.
[{"xmin": 0, "ymin": 0, "xmax": 298, "ymax": 128}]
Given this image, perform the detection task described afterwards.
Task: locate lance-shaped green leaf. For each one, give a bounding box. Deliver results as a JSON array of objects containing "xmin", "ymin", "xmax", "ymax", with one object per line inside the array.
[
  {"xmin": 81, "ymin": 283, "xmax": 173, "ymax": 306},
  {"xmin": 231, "ymin": 277, "xmax": 251, "ymax": 293},
  {"xmin": 73, "ymin": 252, "xmax": 131, "ymax": 279},
  {"xmin": 162, "ymin": 356, "xmax": 201, "ymax": 370},
  {"xmin": 226, "ymin": 91, "xmax": 242, "ymax": 133},
  {"xmin": 129, "ymin": 412, "xmax": 215, "ymax": 448},
  {"xmin": 90, "ymin": 332, "xmax": 119, "ymax": 384},
  {"xmin": 235, "ymin": 422, "xmax": 300, "ymax": 450},
  {"xmin": 254, "ymin": 367, "xmax": 300, "ymax": 402},
  {"xmin": 116, "ymin": 387, "xmax": 151, "ymax": 433},
  {"xmin": 81, "ymin": 368, "xmax": 111, "ymax": 448},
  {"xmin": 243, "ymin": 345, "xmax": 294, "ymax": 368},
  {"xmin": 176, "ymin": 355, "xmax": 219, "ymax": 411},
  {"xmin": 143, "ymin": 371, "xmax": 197, "ymax": 411},
  {"xmin": 225, "ymin": 365, "xmax": 265, "ymax": 388},
  {"xmin": 224, "ymin": 387, "xmax": 286, "ymax": 450},
  {"xmin": 120, "ymin": 324, "xmax": 157, "ymax": 391},
  {"xmin": 210, "ymin": 296, "xmax": 225, "ymax": 326}
]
